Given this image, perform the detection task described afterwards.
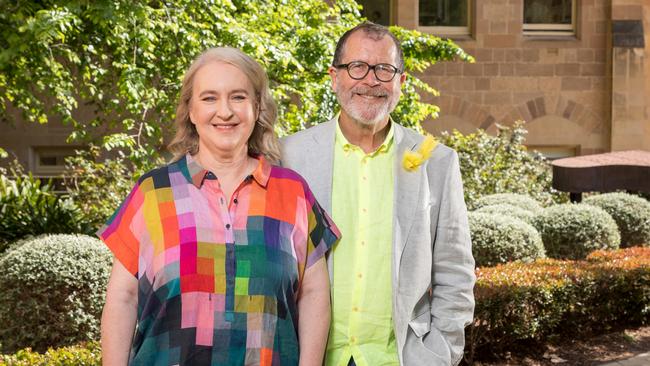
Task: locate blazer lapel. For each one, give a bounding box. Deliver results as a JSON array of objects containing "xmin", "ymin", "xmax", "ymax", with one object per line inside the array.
[
  {"xmin": 392, "ymin": 124, "xmax": 424, "ymax": 285},
  {"xmin": 308, "ymin": 118, "xmax": 337, "ymax": 214}
]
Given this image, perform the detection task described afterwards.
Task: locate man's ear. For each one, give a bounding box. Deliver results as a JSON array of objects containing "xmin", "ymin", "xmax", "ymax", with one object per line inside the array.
[
  {"xmin": 399, "ymin": 71, "xmax": 407, "ymax": 85},
  {"xmin": 328, "ymin": 66, "xmax": 338, "ymax": 92}
]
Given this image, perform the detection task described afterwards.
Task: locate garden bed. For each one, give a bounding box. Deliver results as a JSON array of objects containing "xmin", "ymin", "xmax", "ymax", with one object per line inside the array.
[
  {"xmin": 472, "ymin": 325, "xmax": 650, "ymax": 365},
  {"xmin": 465, "ymin": 247, "xmax": 650, "ymax": 364}
]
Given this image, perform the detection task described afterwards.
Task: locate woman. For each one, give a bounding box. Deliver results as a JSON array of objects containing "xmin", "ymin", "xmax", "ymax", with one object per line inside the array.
[{"xmin": 99, "ymin": 47, "xmax": 340, "ymax": 366}]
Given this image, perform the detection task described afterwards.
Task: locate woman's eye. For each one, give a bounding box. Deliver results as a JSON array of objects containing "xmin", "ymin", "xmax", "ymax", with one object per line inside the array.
[
  {"xmin": 202, "ymin": 96, "xmax": 216, "ymax": 102},
  {"xmin": 232, "ymin": 95, "xmax": 247, "ymax": 101}
]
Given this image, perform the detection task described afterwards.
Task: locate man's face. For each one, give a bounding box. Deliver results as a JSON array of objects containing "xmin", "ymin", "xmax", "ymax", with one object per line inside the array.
[{"xmin": 329, "ymin": 31, "xmax": 406, "ymax": 127}]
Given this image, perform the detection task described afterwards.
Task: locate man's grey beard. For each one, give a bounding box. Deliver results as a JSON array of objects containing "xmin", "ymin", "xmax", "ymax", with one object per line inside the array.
[{"xmin": 335, "ymin": 86, "xmax": 397, "ymax": 126}]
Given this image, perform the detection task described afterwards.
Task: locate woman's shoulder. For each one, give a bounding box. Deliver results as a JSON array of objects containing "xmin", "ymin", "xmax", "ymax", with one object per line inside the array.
[
  {"xmin": 267, "ymin": 165, "xmax": 320, "ymax": 207},
  {"xmin": 268, "ymin": 164, "xmax": 309, "ymax": 185}
]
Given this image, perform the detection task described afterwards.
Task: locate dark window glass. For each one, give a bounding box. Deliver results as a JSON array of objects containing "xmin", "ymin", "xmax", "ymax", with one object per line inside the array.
[
  {"xmin": 419, "ymin": 0, "xmax": 468, "ymax": 27},
  {"xmin": 524, "ymin": 0, "xmax": 572, "ymax": 24},
  {"xmin": 358, "ymin": 0, "xmax": 391, "ymax": 26},
  {"xmin": 39, "ymin": 156, "xmax": 58, "ymax": 166}
]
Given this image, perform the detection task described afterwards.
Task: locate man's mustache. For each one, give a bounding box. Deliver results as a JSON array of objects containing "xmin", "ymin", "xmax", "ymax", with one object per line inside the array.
[{"xmin": 351, "ymin": 87, "xmax": 388, "ymax": 97}]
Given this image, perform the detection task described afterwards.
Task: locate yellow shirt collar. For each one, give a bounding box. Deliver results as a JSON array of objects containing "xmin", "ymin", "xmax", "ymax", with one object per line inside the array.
[{"xmin": 334, "ymin": 115, "xmax": 395, "ymax": 155}]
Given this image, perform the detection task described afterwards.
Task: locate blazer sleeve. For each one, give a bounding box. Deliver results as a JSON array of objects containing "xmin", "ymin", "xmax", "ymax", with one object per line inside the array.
[{"xmin": 429, "ymin": 150, "xmax": 476, "ymax": 366}]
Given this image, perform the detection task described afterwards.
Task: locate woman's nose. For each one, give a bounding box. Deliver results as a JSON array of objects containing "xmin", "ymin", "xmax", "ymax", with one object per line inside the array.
[{"xmin": 215, "ymin": 98, "xmax": 233, "ymax": 120}]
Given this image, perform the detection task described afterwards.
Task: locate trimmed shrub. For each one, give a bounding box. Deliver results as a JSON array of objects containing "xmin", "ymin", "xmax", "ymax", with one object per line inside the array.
[
  {"xmin": 583, "ymin": 192, "xmax": 650, "ymax": 247},
  {"xmin": 472, "ymin": 193, "xmax": 543, "ymax": 213},
  {"xmin": 0, "ymin": 162, "xmax": 93, "ymax": 252},
  {"xmin": 474, "ymin": 203, "xmax": 536, "ymax": 224},
  {"xmin": 464, "ymin": 247, "xmax": 650, "ymax": 363},
  {"xmin": 533, "ymin": 204, "xmax": 620, "ymax": 259},
  {"xmin": 0, "ymin": 235, "xmax": 112, "ymax": 353},
  {"xmin": 469, "ymin": 212, "xmax": 545, "ymax": 267},
  {"xmin": 0, "ymin": 342, "xmax": 100, "ymax": 366}
]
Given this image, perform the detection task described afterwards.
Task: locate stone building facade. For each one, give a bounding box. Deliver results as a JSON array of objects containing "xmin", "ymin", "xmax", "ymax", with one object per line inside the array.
[{"xmin": 380, "ymin": 0, "xmax": 650, "ymax": 158}]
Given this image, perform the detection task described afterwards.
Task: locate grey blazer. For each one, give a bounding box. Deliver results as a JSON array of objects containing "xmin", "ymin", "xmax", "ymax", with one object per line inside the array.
[{"xmin": 281, "ymin": 118, "xmax": 475, "ymax": 366}]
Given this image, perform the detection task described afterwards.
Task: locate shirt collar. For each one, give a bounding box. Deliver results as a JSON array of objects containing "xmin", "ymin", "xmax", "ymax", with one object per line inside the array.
[
  {"xmin": 335, "ymin": 114, "xmax": 395, "ymax": 155},
  {"xmin": 183, "ymin": 153, "xmax": 271, "ymax": 188}
]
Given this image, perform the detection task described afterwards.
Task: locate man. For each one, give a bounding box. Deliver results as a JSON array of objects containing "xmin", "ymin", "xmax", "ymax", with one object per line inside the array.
[{"xmin": 282, "ymin": 22, "xmax": 475, "ymax": 366}]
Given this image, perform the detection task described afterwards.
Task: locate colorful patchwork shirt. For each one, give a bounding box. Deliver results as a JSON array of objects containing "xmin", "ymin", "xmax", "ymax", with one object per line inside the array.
[{"xmin": 98, "ymin": 154, "xmax": 340, "ymax": 366}]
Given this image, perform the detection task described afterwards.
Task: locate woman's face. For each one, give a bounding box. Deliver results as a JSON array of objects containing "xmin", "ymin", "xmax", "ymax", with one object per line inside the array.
[{"xmin": 189, "ymin": 61, "xmax": 257, "ymax": 158}]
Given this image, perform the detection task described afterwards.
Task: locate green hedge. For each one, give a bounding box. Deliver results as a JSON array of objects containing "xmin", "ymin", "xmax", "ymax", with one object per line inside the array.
[
  {"xmin": 0, "ymin": 342, "xmax": 100, "ymax": 366},
  {"xmin": 472, "ymin": 193, "xmax": 543, "ymax": 213},
  {"xmin": 583, "ymin": 192, "xmax": 650, "ymax": 247},
  {"xmin": 533, "ymin": 204, "xmax": 620, "ymax": 259},
  {"xmin": 464, "ymin": 247, "xmax": 650, "ymax": 363},
  {"xmin": 469, "ymin": 212, "xmax": 545, "ymax": 267},
  {"xmin": 474, "ymin": 203, "xmax": 536, "ymax": 224},
  {"xmin": 0, "ymin": 235, "xmax": 112, "ymax": 353}
]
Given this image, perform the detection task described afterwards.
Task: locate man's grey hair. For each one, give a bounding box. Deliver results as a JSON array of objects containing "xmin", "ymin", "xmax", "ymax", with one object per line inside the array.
[{"xmin": 332, "ymin": 21, "xmax": 404, "ymax": 71}]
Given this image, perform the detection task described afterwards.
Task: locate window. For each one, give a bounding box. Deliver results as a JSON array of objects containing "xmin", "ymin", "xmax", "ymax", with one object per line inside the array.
[
  {"xmin": 524, "ymin": 0, "xmax": 576, "ymax": 36},
  {"xmin": 418, "ymin": 0, "xmax": 470, "ymax": 36},
  {"xmin": 31, "ymin": 146, "xmax": 78, "ymax": 193},
  {"xmin": 358, "ymin": 0, "xmax": 391, "ymax": 26}
]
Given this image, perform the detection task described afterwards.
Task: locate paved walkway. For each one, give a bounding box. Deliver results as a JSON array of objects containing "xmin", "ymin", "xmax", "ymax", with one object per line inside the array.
[{"xmin": 600, "ymin": 352, "xmax": 650, "ymax": 366}]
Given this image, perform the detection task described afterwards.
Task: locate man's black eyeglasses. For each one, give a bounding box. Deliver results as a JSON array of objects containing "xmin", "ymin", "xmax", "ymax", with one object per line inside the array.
[{"xmin": 334, "ymin": 61, "xmax": 402, "ymax": 82}]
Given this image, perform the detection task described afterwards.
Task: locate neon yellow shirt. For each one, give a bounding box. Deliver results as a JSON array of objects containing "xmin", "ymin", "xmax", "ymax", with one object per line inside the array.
[{"xmin": 325, "ymin": 120, "xmax": 398, "ymax": 366}]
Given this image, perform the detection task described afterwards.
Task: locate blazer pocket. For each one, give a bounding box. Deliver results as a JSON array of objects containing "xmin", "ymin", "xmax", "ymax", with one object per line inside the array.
[
  {"xmin": 408, "ymin": 310, "xmax": 431, "ymax": 338},
  {"xmin": 404, "ymin": 313, "xmax": 452, "ymax": 366}
]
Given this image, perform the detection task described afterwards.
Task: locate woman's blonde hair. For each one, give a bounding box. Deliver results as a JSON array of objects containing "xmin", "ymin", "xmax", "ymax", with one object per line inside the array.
[{"xmin": 168, "ymin": 47, "xmax": 281, "ymax": 163}]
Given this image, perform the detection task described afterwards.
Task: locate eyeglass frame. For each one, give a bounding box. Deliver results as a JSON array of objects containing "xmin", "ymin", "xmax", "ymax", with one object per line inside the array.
[{"xmin": 333, "ymin": 61, "xmax": 403, "ymax": 82}]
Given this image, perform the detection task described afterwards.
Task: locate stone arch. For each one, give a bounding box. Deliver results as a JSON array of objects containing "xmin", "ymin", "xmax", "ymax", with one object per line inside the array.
[
  {"xmin": 501, "ymin": 96, "xmax": 606, "ymax": 135},
  {"xmin": 423, "ymin": 95, "xmax": 497, "ymax": 135},
  {"xmin": 501, "ymin": 96, "xmax": 609, "ymax": 154}
]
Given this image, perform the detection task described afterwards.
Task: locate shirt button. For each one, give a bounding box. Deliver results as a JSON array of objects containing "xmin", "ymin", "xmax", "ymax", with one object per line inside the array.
[
  {"xmin": 220, "ymin": 198, "xmax": 224, "ymax": 204},
  {"xmin": 352, "ymin": 306, "xmax": 358, "ymax": 312},
  {"xmin": 233, "ymin": 198, "xmax": 238, "ymax": 204},
  {"xmin": 350, "ymin": 336, "xmax": 356, "ymax": 344},
  {"xmin": 225, "ymin": 224, "xmax": 231, "ymax": 229},
  {"xmin": 360, "ymin": 241, "xmax": 365, "ymax": 246},
  {"xmin": 362, "ymin": 208, "xmax": 367, "ymax": 213},
  {"xmin": 357, "ymin": 273, "xmax": 363, "ymax": 279}
]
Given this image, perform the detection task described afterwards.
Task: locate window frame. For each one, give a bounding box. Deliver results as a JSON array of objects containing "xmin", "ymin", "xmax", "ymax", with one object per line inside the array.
[
  {"xmin": 31, "ymin": 146, "xmax": 78, "ymax": 176},
  {"xmin": 417, "ymin": 0, "xmax": 472, "ymax": 38},
  {"xmin": 523, "ymin": 0, "xmax": 577, "ymax": 37}
]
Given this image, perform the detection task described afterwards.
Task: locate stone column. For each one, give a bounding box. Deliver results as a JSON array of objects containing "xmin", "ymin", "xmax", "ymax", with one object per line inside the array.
[{"xmin": 611, "ymin": 1, "xmax": 650, "ymax": 151}]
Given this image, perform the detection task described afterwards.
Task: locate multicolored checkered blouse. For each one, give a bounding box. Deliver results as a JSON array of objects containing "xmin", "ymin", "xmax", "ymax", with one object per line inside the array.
[{"xmin": 98, "ymin": 154, "xmax": 340, "ymax": 366}]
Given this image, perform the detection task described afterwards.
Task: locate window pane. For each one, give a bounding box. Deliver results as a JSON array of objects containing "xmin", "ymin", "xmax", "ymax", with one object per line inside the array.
[
  {"xmin": 39, "ymin": 156, "xmax": 58, "ymax": 166},
  {"xmin": 358, "ymin": 0, "xmax": 391, "ymax": 26},
  {"xmin": 524, "ymin": 0, "xmax": 572, "ymax": 24},
  {"xmin": 419, "ymin": 0, "xmax": 468, "ymax": 27}
]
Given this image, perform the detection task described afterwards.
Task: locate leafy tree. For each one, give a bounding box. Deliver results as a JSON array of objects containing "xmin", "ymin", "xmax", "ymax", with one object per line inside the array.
[{"xmin": 0, "ymin": 0, "xmax": 472, "ymax": 175}]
